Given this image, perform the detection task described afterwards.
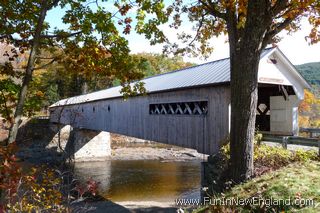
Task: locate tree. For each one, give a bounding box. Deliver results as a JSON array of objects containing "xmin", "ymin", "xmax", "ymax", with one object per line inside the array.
[
  {"xmin": 39, "ymin": 52, "xmax": 194, "ymax": 100},
  {"xmin": 132, "ymin": 53, "xmax": 196, "ymax": 77},
  {"xmin": 165, "ymin": 0, "xmax": 320, "ymax": 182},
  {"xmin": 0, "ymin": 0, "xmax": 169, "ymax": 143},
  {"xmin": 0, "ymin": 43, "xmax": 31, "ymax": 125},
  {"xmin": 299, "ymin": 89, "xmax": 320, "ymax": 128}
]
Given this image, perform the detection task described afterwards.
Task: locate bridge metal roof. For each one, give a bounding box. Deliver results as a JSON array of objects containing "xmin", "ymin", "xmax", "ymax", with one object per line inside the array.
[{"xmin": 51, "ymin": 48, "xmax": 276, "ymax": 107}]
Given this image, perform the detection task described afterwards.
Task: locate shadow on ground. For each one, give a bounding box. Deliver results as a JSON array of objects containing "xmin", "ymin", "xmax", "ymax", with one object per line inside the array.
[
  {"xmin": 13, "ymin": 117, "xmax": 95, "ymax": 165},
  {"xmin": 12, "ymin": 118, "xmax": 65, "ymax": 164}
]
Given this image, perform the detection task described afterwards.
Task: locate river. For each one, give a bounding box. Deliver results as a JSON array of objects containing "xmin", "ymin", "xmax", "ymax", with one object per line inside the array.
[{"xmin": 73, "ymin": 160, "xmax": 202, "ymax": 203}]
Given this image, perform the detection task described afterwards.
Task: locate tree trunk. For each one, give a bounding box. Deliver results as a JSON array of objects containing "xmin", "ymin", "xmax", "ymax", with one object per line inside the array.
[
  {"xmin": 7, "ymin": 0, "xmax": 48, "ymax": 144},
  {"xmin": 229, "ymin": 47, "xmax": 261, "ymax": 182},
  {"xmin": 82, "ymin": 81, "xmax": 89, "ymax": 94},
  {"xmin": 225, "ymin": 0, "xmax": 271, "ymax": 183}
]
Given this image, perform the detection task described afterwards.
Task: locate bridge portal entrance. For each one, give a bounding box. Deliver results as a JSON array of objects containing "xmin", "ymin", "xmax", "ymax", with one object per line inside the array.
[{"xmin": 256, "ymin": 84, "xmax": 298, "ymax": 135}]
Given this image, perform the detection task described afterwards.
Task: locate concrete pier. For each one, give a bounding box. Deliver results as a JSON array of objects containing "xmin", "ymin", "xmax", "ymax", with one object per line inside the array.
[
  {"xmin": 72, "ymin": 129, "xmax": 111, "ymax": 162},
  {"xmin": 48, "ymin": 124, "xmax": 111, "ymax": 162}
]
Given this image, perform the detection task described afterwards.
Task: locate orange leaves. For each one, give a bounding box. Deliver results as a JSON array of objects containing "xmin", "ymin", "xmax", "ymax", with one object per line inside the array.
[
  {"xmin": 307, "ymin": 15, "xmax": 320, "ymax": 44},
  {"xmin": 229, "ymin": 0, "xmax": 247, "ymax": 29},
  {"xmin": 124, "ymin": 17, "xmax": 133, "ymax": 24},
  {"xmin": 35, "ymin": 91, "xmax": 44, "ymax": 97},
  {"xmin": 309, "ymin": 15, "xmax": 320, "ymax": 26},
  {"xmin": 63, "ymin": 43, "xmax": 111, "ymax": 77},
  {"xmin": 299, "ymin": 89, "xmax": 320, "ymax": 127},
  {"xmin": 122, "ymin": 17, "xmax": 133, "ymax": 34},
  {"xmin": 299, "ymin": 89, "xmax": 316, "ymax": 113},
  {"xmin": 178, "ymin": 0, "xmax": 320, "ymax": 55},
  {"xmin": 0, "ymin": 145, "xmax": 67, "ymax": 212},
  {"xmin": 189, "ymin": 6, "xmax": 198, "ymax": 13},
  {"xmin": 123, "ymin": 24, "xmax": 132, "ymax": 35},
  {"xmin": 299, "ymin": 115, "xmax": 310, "ymax": 128},
  {"xmin": 115, "ymin": 1, "xmax": 133, "ymax": 35},
  {"xmin": 114, "ymin": 2, "xmax": 134, "ymax": 34},
  {"xmin": 220, "ymin": 0, "xmax": 235, "ymax": 11},
  {"xmin": 118, "ymin": 4, "xmax": 132, "ymax": 16},
  {"xmin": 238, "ymin": 0, "xmax": 248, "ymax": 16},
  {"xmin": 0, "ymin": 142, "xmax": 21, "ymax": 201}
]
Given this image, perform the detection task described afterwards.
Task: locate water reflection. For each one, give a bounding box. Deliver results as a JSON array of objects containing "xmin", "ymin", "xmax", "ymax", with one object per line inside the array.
[
  {"xmin": 74, "ymin": 160, "xmax": 201, "ymax": 202},
  {"xmin": 73, "ymin": 161, "xmax": 112, "ymax": 192}
]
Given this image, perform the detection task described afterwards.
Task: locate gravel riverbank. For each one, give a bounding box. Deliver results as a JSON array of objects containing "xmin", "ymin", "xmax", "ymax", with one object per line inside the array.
[{"xmin": 111, "ymin": 142, "xmax": 207, "ymax": 161}]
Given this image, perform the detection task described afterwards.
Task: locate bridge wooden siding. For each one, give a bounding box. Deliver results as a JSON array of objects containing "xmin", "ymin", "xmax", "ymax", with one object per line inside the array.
[
  {"xmin": 50, "ymin": 47, "xmax": 311, "ymax": 155},
  {"xmin": 50, "ymin": 85, "xmax": 230, "ymax": 154}
]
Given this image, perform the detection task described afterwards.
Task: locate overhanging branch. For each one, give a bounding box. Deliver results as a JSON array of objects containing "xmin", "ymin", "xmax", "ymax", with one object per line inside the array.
[
  {"xmin": 262, "ymin": 18, "xmax": 293, "ymax": 47},
  {"xmin": 225, "ymin": 5, "xmax": 239, "ymax": 49},
  {"xmin": 199, "ymin": 0, "xmax": 227, "ymax": 20},
  {"xmin": 271, "ymin": 0, "xmax": 290, "ymax": 16},
  {"xmin": 33, "ymin": 58, "xmax": 57, "ymax": 70},
  {"xmin": 48, "ymin": 0, "xmax": 61, "ymax": 10},
  {"xmin": 189, "ymin": 14, "xmax": 206, "ymax": 46},
  {"xmin": 0, "ymin": 34, "xmax": 32, "ymax": 45},
  {"xmin": 40, "ymin": 31, "xmax": 82, "ymax": 39}
]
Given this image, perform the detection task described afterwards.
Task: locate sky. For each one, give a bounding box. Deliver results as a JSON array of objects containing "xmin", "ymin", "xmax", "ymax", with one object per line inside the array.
[
  {"xmin": 125, "ymin": 18, "xmax": 320, "ymax": 65},
  {"xmin": 46, "ymin": 5, "xmax": 320, "ymax": 66}
]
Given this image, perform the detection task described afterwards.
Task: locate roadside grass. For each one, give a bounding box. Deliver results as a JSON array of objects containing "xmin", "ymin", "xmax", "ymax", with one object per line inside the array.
[
  {"xmin": 195, "ymin": 161, "xmax": 320, "ymax": 213},
  {"xmin": 193, "ymin": 139, "xmax": 320, "ymax": 213}
]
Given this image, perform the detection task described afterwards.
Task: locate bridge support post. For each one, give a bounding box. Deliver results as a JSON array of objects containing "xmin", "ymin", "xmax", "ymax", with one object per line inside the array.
[{"xmin": 71, "ymin": 129, "xmax": 111, "ymax": 162}]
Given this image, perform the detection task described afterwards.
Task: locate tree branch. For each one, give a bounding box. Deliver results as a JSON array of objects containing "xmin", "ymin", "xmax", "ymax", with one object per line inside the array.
[
  {"xmin": 40, "ymin": 31, "xmax": 82, "ymax": 39},
  {"xmin": 271, "ymin": 0, "xmax": 290, "ymax": 16},
  {"xmin": 189, "ymin": 14, "xmax": 206, "ymax": 46},
  {"xmin": 35, "ymin": 56, "xmax": 56, "ymax": 60},
  {"xmin": 48, "ymin": 0, "xmax": 61, "ymax": 10},
  {"xmin": 0, "ymin": 34, "xmax": 32, "ymax": 46},
  {"xmin": 225, "ymin": 5, "xmax": 239, "ymax": 50},
  {"xmin": 199, "ymin": 0, "xmax": 227, "ymax": 20},
  {"xmin": 85, "ymin": 0, "xmax": 99, "ymax": 7},
  {"xmin": 33, "ymin": 58, "xmax": 57, "ymax": 70},
  {"xmin": 262, "ymin": 18, "xmax": 293, "ymax": 47}
]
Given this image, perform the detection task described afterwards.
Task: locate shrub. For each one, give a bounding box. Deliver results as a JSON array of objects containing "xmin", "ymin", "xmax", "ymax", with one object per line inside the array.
[
  {"xmin": 220, "ymin": 137, "xmax": 319, "ymax": 177},
  {"xmin": 0, "ymin": 143, "xmax": 100, "ymax": 212}
]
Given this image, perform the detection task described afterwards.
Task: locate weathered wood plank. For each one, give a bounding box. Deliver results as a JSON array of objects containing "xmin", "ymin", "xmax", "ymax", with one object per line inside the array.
[{"xmin": 50, "ymin": 85, "xmax": 231, "ymax": 155}]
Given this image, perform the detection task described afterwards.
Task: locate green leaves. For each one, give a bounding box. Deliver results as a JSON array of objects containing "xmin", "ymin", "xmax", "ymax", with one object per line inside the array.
[
  {"xmin": 0, "ymin": 63, "xmax": 20, "ymax": 123},
  {"xmin": 0, "ymin": 0, "xmax": 178, "ymax": 124},
  {"xmin": 132, "ymin": 52, "xmax": 195, "ymax": 76},
  {"xmin": 0, "ymin": 78, "xmax": 19, "ymax": 122}
]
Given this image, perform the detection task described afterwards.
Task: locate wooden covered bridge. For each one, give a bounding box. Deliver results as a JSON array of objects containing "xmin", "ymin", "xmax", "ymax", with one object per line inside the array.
[{"xmin": 49, "ymin": 47, "xmax": 310, "ymax": 158}]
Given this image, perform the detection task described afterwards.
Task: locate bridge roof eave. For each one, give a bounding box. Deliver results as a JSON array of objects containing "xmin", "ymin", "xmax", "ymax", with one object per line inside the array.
[{"xmin": 49, "ymin": 81, "xmax": 231, "ymax": 108}]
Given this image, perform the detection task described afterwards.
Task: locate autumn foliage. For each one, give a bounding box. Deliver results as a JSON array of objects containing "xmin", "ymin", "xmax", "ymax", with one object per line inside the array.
[
  {"xmin": 299, "ymin": 89, "xmax": 320, "ymax": 127},
  {"xmin": 0, "ymin": 143, "xmax": 100, "ymax": 212}
]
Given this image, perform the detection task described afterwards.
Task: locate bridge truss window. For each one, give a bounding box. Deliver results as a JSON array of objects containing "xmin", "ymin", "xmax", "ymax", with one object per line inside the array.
[{"xmin": 149, "ymin": 101, "xmax": 208, "ymax": 115}]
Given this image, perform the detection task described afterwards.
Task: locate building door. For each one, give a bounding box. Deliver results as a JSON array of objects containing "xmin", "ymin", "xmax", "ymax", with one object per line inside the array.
[{"xmin": 270, "ymin": 95, "xmax": 299, "ymax": 135}]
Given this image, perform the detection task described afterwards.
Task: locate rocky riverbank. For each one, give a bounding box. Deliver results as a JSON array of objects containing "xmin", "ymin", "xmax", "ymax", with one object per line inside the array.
[
  {"xmin": 111, "ymin": 142, "xmax": 206, "ymax": 161},
  {"xmin": 111, "ymin": 133, "xmax": 206, "ymax": 161}
]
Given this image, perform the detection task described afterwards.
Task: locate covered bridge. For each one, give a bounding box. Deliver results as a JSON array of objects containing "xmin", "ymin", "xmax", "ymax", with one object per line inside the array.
[{"xmin": 49, "ymin": 47, "xmax": 310, "ymax": 155}]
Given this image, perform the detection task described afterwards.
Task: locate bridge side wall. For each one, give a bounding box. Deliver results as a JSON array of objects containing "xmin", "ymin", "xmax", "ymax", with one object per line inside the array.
[{"xmin": 50, "ymin": 85, "xmax": 230, "ymax": 154}]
